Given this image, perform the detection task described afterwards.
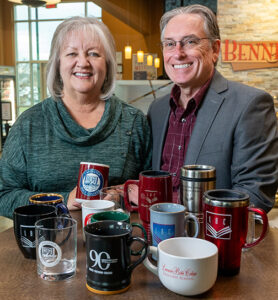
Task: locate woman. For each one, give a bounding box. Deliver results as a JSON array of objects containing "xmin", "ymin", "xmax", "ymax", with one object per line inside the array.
[{"xmin": 0, "ymin": 16, "xmax": 152, "ymax": 218}]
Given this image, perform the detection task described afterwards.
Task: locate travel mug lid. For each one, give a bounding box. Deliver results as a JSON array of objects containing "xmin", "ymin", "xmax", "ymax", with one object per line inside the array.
[
  {"xmin": 203, "ymin": 189, "xmax": 249, "ymax": 208},
  {"xmin": 180, "ymin": 165, "xmax": 216, "ymax": 181}
]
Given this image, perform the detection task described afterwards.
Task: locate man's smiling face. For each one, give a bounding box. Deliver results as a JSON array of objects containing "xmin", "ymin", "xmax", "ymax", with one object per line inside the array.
[{"xmin": 162, "ymin": 13, "xmax": 220, "ymax": 90}]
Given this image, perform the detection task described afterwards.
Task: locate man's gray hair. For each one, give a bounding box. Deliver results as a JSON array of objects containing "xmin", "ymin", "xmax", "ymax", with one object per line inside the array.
[{"xmin": 160, "ymin": 4, "xmax": 220, "ymax": 42}]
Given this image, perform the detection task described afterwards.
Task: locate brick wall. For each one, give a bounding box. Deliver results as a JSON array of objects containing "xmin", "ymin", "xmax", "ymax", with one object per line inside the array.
[{"xmin": 217, "ymin": 0, "xmax": 278, "ymax": 97}]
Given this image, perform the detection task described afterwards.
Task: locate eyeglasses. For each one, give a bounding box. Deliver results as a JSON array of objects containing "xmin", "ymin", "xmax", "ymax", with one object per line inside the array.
[{"xmin": 161, "ymin": 36, "xmax": 211, "ymax": 52}]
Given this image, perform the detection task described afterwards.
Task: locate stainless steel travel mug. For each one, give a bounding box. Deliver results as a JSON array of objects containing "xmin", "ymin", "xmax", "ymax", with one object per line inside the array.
[{"xmin": 180, "ymin": 165, "xmax": 216, "ymax": 213}]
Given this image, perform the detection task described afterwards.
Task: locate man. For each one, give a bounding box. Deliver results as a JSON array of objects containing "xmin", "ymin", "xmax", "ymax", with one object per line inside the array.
[{"xmin": 148, "ymin": 4, "xmax": 278, "ymax": 212}]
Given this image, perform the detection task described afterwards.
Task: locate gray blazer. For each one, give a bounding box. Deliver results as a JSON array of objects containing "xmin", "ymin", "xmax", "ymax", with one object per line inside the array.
[{"xmin": 147, "ymin": 70, "xmax": 278, "ymax": 212}]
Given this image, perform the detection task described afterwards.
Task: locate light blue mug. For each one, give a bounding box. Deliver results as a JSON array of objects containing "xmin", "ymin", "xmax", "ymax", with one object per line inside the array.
[{"xmin": 150, "ymin": 202, "xmax": 199, "ymax": 248}]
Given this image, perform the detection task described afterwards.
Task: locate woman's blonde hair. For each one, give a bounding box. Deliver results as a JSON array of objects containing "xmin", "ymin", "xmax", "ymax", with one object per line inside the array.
[{"xmin": 46, "ymin": 16, "xmax": 116, "ymax": 100}]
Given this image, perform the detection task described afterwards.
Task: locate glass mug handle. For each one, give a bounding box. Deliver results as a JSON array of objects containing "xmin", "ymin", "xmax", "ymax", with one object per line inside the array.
[
  {"xmin": 184, "ymin": 214, "xmax": 199, "ymax": 238},
  {"xmin": 244, "ymin": 207, "xmax": 268, "ymax": 248},
  {"xmin": 123, "ymin": 180, "xmax": 139, "ymax": 212}
]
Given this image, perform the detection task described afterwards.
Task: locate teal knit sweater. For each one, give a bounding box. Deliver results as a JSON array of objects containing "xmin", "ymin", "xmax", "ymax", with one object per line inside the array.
[{"xmin": 0, "ymin": 96, "xmax": 152, "ymax": 218}]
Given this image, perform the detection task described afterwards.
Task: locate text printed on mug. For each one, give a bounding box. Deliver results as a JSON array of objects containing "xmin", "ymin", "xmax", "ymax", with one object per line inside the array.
[{"xmin": 89, "ymin": 250, "xmax": 118, "ymax": 274}]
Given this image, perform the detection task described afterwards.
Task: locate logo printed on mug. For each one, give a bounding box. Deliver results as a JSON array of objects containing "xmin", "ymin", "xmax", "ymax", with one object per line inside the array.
[
  {"xmin": 206, "ymin": 211, "xmax": 232, "ymax": 240},
  {"xmin": 152, "ymin": 223, "xmax": 175, "ymax": 246},
  {"xmin": 80, "ymin": 169, "xmax": 104, "ymax": 196},
  {"xmin": 20, "ymin": 225, "xmax": 36, "ymax": 248},
  {"xmin": 89, "ymin": 250, "xmax": 118, "ymax": 272}
]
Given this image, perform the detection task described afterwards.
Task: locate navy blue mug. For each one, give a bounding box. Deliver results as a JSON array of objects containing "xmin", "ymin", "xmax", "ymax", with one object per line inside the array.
[{"xmin": 29, "ymin": 193, "xmax": 70, "ymax": 216}]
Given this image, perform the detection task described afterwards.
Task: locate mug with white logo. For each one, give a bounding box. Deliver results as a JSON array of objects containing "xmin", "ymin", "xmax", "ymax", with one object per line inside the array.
[
  {"xmin": 203, "ymin": 189, "xmax": 268, "ymax": 275},
  {"xmin": 75, "ymin": 162, "xmax": 109, "ymax": 203},
  {"xmin": 84, "ymin": 220, "xmax": 148, "ymax": 295}
]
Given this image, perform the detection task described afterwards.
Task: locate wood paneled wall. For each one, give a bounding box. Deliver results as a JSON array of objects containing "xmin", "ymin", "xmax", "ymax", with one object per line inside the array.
[{"xmin": 0, "ymin": 0, "xmax": 15, "ymax": 66}]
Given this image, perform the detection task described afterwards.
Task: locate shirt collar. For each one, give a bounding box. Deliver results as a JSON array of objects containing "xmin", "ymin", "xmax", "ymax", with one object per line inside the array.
[{"xmin": 170, "ymin": 69, "xmax": 215, "ymax": 110}]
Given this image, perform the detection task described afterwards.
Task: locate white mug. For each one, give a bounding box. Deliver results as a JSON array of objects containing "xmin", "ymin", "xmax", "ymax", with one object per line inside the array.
[
  {"xmin": 144, "ymin": 237, "xmax": 218, "ymax": 296},
  {"xmin": 81, "ymin": 200, "xmax": 115, "ymax": 240}
]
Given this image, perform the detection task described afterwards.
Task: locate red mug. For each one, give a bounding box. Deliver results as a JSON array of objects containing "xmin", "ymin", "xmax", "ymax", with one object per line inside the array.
[
  {"xmin": 124, "ymin": 170, "xmax": 173, "ymax": 242},
  {"xmin": 76, "ymin": 162, "xmax": 109, "ymax": 202},
  {"xmin": 203, "ymin": 189, "xmax": 268, "ymax": 275}
]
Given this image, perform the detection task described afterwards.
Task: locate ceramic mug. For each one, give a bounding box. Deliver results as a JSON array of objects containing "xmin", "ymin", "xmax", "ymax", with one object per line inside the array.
[
  {"xmin": 13, "ymin": 204, "xmax": 57, "ymax": 259},
  {"xmin": 76, "ymin": 162, "xmax": 109, "ymax": 202},
  {"xmin": 124, "ymin": 170, "xmax": 172, "ymax": 242},
  {"xmin": 150, "ymin": 203, "xmax": 199, "ymax": 248},
  {"xmin": 143, "ymin": 237, "xmax": 218, "ymax": 296},
  {"xmin": 85, "ymin": 220, "xmax": 148, "ymax": 295},
  {"xmin": 91, "ymin": 210, "xmax": 148, "ymax": 252},
  {"xmin": 29, "ymin": 193, "xmax": 70, "ymax": 216},
  {"xmin": 81, "ymin": 200, "xmax": 115, "ymax": 241}
]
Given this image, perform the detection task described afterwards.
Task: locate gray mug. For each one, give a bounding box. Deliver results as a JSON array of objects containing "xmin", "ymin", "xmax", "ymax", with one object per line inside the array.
[{"xmin": 150, "ymin": 203, "xmax": 199, "ymax": 247}]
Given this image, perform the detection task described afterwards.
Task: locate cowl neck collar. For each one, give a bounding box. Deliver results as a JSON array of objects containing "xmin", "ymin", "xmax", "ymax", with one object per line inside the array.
[{"xmin": 42, "ymin": 96, "xmax": 122, "ymax": 145}]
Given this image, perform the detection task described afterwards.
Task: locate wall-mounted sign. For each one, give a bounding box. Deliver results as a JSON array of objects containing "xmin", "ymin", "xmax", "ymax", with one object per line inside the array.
[
  {"xmin": 132, "ymin": 53, "xmax": 157, "ymax": 80},
  {"xmin": 221, "ymin": 40, "xmax": 278, "ymax": 71}
]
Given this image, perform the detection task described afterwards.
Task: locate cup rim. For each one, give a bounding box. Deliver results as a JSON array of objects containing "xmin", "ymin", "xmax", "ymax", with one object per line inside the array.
[
  {"xmin": 81, "ymin": 199, "xmax": 115, "ymax": 209},
  {"xmin": 84, "ymin": 220, "xmax": 131, "ymax": 238},
  {"xmin": 92, "ymin": 211, "xmax": 129, "ymax": 222},
  {"xmin": 34, "ymin": 216, "xmax": 77, "ymax": 230},
  {"xmin": 158, "ymin": 237, "xmax": 218, "ymax": 260},
  {"xmin": 204, "ymin": 189, "xmax": 249, "ymax": 207},
  {"xmin": 13, "ymin": 204, "xmax": 56, "ymax": 217},
  {"xmin": 29, "ymin": 193, "xmax": 64, "ymax": 204},
  {"xmin": 150, "ymin": 202, "xmax": 185, "ymax": 213},
  {"xmin": 80, "ymin": 162, "xmax": 110, "ymax": 168},
  {"xmin": 140, "ymin": 170, "xmax": 170, "ymax": 178}
]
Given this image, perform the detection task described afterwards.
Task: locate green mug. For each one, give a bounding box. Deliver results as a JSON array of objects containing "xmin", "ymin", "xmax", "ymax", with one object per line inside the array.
[{"xmin": 91, "ymin": 211, "xmax": 148, "ymax": 254}]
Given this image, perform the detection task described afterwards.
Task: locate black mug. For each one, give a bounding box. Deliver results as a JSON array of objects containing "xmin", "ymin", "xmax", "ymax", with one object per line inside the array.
[
  {"xmin": 13, "ymin": 204, "xmax": 57, "ymax": 259},
  {"xmin": 84, "ymin": 220, "xmax": 148, "ymax": 295}
]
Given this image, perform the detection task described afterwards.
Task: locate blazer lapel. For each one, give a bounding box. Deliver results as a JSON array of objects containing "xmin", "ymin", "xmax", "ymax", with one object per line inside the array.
[
  {"xmin": 150, "ymin": 94, "xmax": 171, "ymax": 170},
  {"xmin": 185, "ymin": 70, "xmax": 228, "ymax": 164}
]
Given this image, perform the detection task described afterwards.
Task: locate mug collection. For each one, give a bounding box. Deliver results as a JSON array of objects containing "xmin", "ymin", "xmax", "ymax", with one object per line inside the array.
[{"xmin": 12, "ymin": 163, "xmax": 269, "ymax": 296}]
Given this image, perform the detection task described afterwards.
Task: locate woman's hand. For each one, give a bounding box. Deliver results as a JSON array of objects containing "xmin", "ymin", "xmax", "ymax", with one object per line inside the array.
[{"xmin": 67, "ymin": 186, "xmax": 81, "ymax": 210}]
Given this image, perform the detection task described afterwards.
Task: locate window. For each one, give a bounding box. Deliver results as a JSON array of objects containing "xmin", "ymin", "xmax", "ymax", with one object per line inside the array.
[{"xmin": 14, "ymin": 1, "xmax": 102, "ymax": 116}]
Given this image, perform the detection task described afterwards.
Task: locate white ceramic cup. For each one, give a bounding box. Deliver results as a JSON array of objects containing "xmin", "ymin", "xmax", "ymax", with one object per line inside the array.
[
  {"xmin": 81, "ymin": 200, "xmax": 115, "ymax": 240},
  {"xmin": 143, "ymin": 237, "xmax": 218, "ymax": 296}
]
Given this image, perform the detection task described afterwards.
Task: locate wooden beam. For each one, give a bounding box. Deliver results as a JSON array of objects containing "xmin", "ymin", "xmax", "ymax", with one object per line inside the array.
[{"xmin": 92, "ymin": 0, "xmax": 151, "ymax": 35}]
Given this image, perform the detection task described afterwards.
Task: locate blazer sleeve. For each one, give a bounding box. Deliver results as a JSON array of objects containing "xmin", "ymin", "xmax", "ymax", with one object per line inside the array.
[{"xmin": 231, "ymin": 91, "xmax": 278, "ymax": 213}]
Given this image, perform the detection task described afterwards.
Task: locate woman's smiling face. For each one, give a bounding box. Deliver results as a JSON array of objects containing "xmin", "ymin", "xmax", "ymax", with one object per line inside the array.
[{"xmin": 59, "ymin": 28, "xmax": 107, "ymax": 99}]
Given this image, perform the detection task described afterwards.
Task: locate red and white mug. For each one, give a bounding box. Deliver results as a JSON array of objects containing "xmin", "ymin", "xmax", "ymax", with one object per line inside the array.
[
  {"xmin": 203, "ymin": 189, "xmax": 268, "ymax": 275},
  {"xmin": 76, "ymin": 162, "xmax": 109, "ymax": 202}
]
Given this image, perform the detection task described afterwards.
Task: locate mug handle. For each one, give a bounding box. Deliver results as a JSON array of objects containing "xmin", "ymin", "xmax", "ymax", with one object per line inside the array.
[
  {"xmin": 56, "ymin": 202, "xmax": 70, "ymax": 216},
  {"xmin": 123, "ymin": 180, "xmax": 139, "ymax": 212},
  {"xmin": 130, "ymin": 222, "xmax": 148, "ymax": 256},
  {"xmin": 243, "ymin": 207, "xmax": 268, "ymax": 248},
  {"xmin": 127, "ymin": 236, "xmax": 148, "ymax": 273},
  {"xmin": 184, "ymin": 213, "xmax": 199, "ymax": 238},
  {"xmin": 143, "ymin": 246, "xmax": 158, "ymax": 276}
]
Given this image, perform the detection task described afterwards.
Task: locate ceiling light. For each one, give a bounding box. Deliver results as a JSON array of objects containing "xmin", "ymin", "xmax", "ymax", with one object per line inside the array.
[
  {"xmin": 137, "ymin": 50, "xmax": 144, "ymax": 63},
  {"xmin": 124, "ymin": 45, "xmax": 132, "ymax": 60}
]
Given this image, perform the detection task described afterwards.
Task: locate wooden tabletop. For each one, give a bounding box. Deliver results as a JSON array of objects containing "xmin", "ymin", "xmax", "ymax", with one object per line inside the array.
[{"xmin": 0, "ymin": 210, "xmax": 277, "ymax": 300}]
